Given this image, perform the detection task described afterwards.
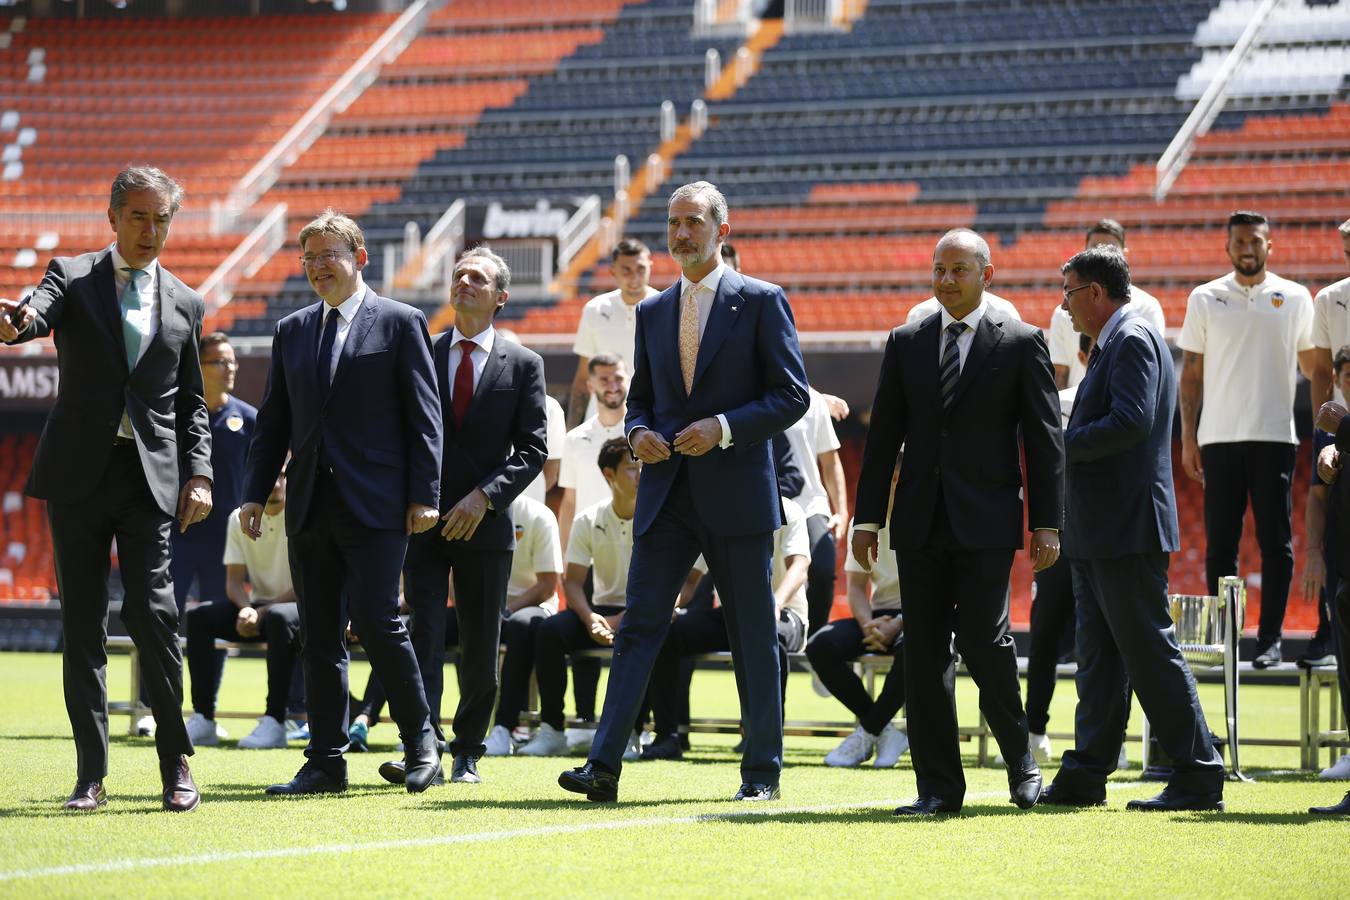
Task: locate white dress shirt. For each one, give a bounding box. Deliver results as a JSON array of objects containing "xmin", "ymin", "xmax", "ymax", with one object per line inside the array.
[
  {"xmin": 110, "ymin": 243, "xmax": 159, "ymax": 439},
  {"xmin": 319, "ymin": 284, "xmax": 366, "ymax": 383},
  {"xmin": 448, "ymin": 323, "xmax": 495, "ymax": 400}
]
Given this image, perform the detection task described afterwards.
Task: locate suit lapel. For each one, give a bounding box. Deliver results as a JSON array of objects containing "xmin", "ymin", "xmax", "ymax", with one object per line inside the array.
[
  {"xmin": 435, "ymin": 334, "xmax": 456, "ymax": 431},
  {"xmin": 92, "ymin": 251, "xmax": 129, "ymax": 371},
  {"xmin": 137, "ymin": 268, "xmax": 178, "ymax": 372},
  {"xmin": 654, "ymin": 283, "xmax": 684, "ymax": 396},
  {"xmin": 464, "ymin": 335, "xmax": 508, "ymax": 424},
  {"xmin": 945, "ymin": 309, "xmax": 1004, "ymax": 411},
  {"xmin": 1068, "ymin": 308, "xmax": 1136, "ymax": 427},
  {"xmin": 690, "ymin": 269, "xmax": 744, "ymax": 393},
  {"xmin": 327, "ymin": 288, "xmax": 377, "ymax": 402}
]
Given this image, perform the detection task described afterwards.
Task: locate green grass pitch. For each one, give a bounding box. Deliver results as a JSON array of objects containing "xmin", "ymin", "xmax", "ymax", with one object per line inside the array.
[{"xmin": 0, "ymin": 651, "xmax": 1346, "ymax": 897}]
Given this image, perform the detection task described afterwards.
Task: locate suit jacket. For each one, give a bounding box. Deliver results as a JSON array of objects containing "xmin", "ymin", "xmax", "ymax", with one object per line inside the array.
[
  {"xmin": 11, "ymin": 249, "xmax": 211, "ymax": 517},
  {"xmin": 432, "ymin": 330, "xmax": 548, "ymax": 551},
  {"xmin": 1062, "ymin": 309, "xmax": 1179, "ymax": 559},
  {"xmin": 855, "ymin": 306, "xmax": 1063, "ymax": 550},
  {"xmin": 243, "ymin": 286, "xmax": 442, "ymax": 535},
  {"xmin": 626, "ymin": 267, "xmax": 809, "ymax": 537}
]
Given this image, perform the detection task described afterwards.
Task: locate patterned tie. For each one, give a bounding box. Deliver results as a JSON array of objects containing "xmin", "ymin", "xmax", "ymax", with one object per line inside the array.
[
  {"xmin": 453, "ymin": 339, "xmax": 477, "ymax": 425},
  {"xmin": 679, "ymin": 283, "xmax": 700, "ymax": 395},
  {"xmin": 120, "ymin": 267, "xmax": 145, "ymax": 370},
  {"xmin": 316, "ymin": 306, "xmax": 339, "ymax": 397},
  {"xmin": 1086, "ymin": 343, "xmax": 1102, "ymax": 372},
  {"xmin": 939, "ymin": 321, "xmax": 967, "ymax": 409}
]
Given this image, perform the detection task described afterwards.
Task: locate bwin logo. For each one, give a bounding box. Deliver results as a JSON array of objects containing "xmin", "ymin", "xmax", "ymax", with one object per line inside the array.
[{"xmin": 482, "ymin": 200, "xmax": 569, "ymax": 240}]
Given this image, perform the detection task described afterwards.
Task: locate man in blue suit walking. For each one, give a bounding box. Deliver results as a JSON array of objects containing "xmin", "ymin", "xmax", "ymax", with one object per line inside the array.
[
  {"xmin": 559, "ymin": 181, "xmax": 809, "ymax": 802},
  {"xmin": 1040, "ymin": 245, "xmax": 1226, "ymax": 812},
  {"xmin": 242, "ymin": 210, "xmax": 444, "ymax": 797}
]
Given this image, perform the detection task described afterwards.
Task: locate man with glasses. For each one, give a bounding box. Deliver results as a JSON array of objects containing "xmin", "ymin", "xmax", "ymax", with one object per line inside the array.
[{"xmin": 243, "ymin": 209, "xmax": 443, "ymax": 797}]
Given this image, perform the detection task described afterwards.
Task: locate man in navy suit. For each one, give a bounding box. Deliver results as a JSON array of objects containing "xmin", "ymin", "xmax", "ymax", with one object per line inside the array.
[
  {"xmin": 242, "ymin": 210, "xmax": 444, "ymax": 796},
  {"xmin": 558, "ymin": 181, "xmax": 809, "ymax": 803},
  {"xmin": 379, "ymin": 246, "xmax": 548, "ymax": 787},
  {"xmin": 1041, "ymin": 245, "xmax": 1225, "ymax": 812}
]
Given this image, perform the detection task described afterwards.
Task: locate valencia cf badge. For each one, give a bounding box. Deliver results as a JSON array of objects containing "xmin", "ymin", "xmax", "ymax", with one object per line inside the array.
[
  {"xmin": 1271, "ymin": 292, "xmax": 1285, "ymax": 309},
  {"xmin": 226, "ymin": 414, "xmax": 244, "ymax": 432},
  {"xmin": 514, "ymin": 524, "xmax": 525, "ymax": 542}
]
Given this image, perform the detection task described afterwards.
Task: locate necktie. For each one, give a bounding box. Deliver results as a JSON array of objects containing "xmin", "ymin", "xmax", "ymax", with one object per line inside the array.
[
  {"xmin": 453, "ymin": 339, "xmax": 477, "ymax": 425},
  {"xmin": 317, "ymin": 306, "xmax": 339, "ymax": 396},
  {"xmin": 939, "ymin": 321, "xmax": 967, "ymax": 409},
  {"xmin": 1086, "ymin": 343, "xmax": 1102, "ymax": 372},
  {"xmin": 120, "ymin": 267, "xmax": 145, "ymax": 370},
  {"xmin": 679, "ymin": 283, "xmax": 700, "ymax": 395}
]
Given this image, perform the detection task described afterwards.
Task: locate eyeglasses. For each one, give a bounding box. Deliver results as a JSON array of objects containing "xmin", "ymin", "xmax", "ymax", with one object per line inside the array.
[
  {"xmin": 299, "ymin": 249, "xmax": 352, "ymax": 267},
  {"xmin": 201, "ymin": 359, "xmax": 237, "ymax": 369},
  {"xmin": 1062, "ymin": 283, "xmax": 1094, "ymax": 302}
]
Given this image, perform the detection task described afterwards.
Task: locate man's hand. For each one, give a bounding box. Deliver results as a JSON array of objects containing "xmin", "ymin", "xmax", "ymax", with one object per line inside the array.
[
  {"xmin": 586, "ymin": 611, "xmax": 615, "ymax": 647},
  {"xmin": 821, "ymin": 392, "xmax": 850, "ymax": 421},
  {"xmin": 1317, "ymin": 401, "xmax": 1348, "ymax": 435},
  {"xmin": 1318, "ymin": 444, "xmax": 1342, "ymax": 485},
  {"xmin": 177, "ymin": 476, "xmax": 213, "ymax": 535},
  {"xmin": 862, "ymin": 615, "xmax": 901, "ymax": 653},
  {"xmin": 406, "ymin": 502, "xmax": 440, "ymax": 536},
  {"xmin": 236, "ymin": 606, "xmax": 261, "ymax": 639},
  {"xmin": 673, "ymin": 417, "xmax": 723, "ymax": 457},
  {"xmin": 1029, "ymin": 528, "xmax": 1060, "ymax": 573},
  {"xmin": 630, "ymin": 427, "xmax": 672, "ymax": 464},
  {"xmin": 1303, "ymin": 552, "xmax": 1327, "ymax": 604},
  {"xmin": 441, "ymin": 488, "xmax": 489, "ymax": 541},
  {"xmin": 1181, "ymin": 437, "xmax": 1204, "ymax": 484},
  {"xmin": 827, "ymin": 512, "xmax": 848, "ymax": 544},
  {"xmin": 239, "ymin": 502, "xmax": 264, "ymax": 540},
  {"xmin": 851, "ymin": 528, "xmax": 879, "ymax": 573},
  {"xmin": 0, "ymin": 297, "xmax": 34, "ymax": 342}
]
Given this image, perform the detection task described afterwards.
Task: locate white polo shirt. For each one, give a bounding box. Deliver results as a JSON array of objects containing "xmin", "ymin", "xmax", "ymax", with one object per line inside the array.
[
  {"xmin": 782, "ymin": 388, "xmax": 841, "ymax": 519},
  {"xmin": 572, "ymin": 286, "xmax": 661, "ymax": 368},
  {"xmin": 223, "ymin": 507, "xmax": 292, "ymax": 602},
  {"xmin": 507, "ymin": 496, "xmax": 563, "ymax": 612},
  {"xmin": 1313, "ymin": 275, "xmax": 1350, "ymax": 401},
  {"xmin": 843, "ymin": 518, "xmax": 901, "ymax": 611},
  {"xmin": 1049, "ymin": 285, "xmax": 1167, "ymax": 388},
  {"xmin": 775, "ymin": 497, "xmax": 811, "ymax": 621},
  {"xmin": 906, "ymin": 290, "xmax": 1020, "ymax": 326},
  {"xmin": 567, "ymin": 501, "xmax": 636, "ymax": 608},
  {"xmin": 520, "ymin": 394, "xmax": 566, "ymax": 504},
  {"xmin": 1177, "ymin": 270, "xmax": 1314, "ymax": 446},
  {"xmin": 558, "ymin": 414, "xmax": 626, "ymax": 513}
]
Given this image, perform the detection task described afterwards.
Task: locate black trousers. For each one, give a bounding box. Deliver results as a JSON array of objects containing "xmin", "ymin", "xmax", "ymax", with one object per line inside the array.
[
  {"xmin": 357, "ymin": 610, "xmax": 458, "ymax": 726},
  {"xmin": 805, "ymin": 610, "xmax": 906, "ymax": 736},
  {"xmin": 1025, "ymin": 561, "xmax": 1077, "ymax": 734},
  {"xmin": 404, "ymin": 534, "xmax": 512, "ymax": 758},
  {"xmin": 1333, "ymin": 577, "xmax": 1350, "ymax": 726},
  {"xmin": 533, "ymin": 605, "xmax": 625, "ymax": 731},
  {"xmin": 49, "ymin": 441, "xmax": 193, "ymax": 781},
  {"xmin": 804, "ymin": 513, "xmax": 838, "ymax": 635},
  {"xmin": 895, "ymin": 502, "xmax": 1030, "ymax": 805},
  {"xmin": 1201, "ymin": 441, "xmax": 1295, "ymax": 644},
  {"xmin": 1057, "ymin": 555, "xmax": 1225, "ymax": 794},
  {"xmin": 569, "ymin": 569, "xmax": 602, "ymax": 721},
  {"xmin": 186, "ymin": 599, "xmax": 300, "ymax": 723},
  {"xmin": 289, "ymin": 472, "xmax": 432, "ymax": 774},
  {"xmin": 495, "ymin": 605, "xmax": 553, "ymax": 729}
]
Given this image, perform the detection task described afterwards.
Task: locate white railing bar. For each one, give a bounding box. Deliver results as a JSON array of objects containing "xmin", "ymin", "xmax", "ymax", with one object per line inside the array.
[{"xmin": 197, "ymin": 203, "xmax": 288, "ymax": 310}]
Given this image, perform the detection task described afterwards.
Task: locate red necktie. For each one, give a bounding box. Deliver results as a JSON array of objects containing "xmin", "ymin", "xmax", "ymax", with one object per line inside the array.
[{"xmin": 453, "ymin": 340, "xmax": 476, "ymax": 425}]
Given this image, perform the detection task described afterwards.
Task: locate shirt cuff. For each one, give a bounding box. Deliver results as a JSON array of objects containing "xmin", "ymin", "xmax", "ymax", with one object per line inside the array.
[
  {"xmin": 716, "ymin": 414, "xmax": 733, "ymax": 448},
  {"xmin": 853, "ymin": 523, "xmax": 880, "ymax": 533}
]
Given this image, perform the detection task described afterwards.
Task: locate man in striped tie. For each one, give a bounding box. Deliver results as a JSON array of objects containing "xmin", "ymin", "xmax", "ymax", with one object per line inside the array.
[{"xmin": 852, "ymin": 228, "xmax": 1064, "ymax": 817}]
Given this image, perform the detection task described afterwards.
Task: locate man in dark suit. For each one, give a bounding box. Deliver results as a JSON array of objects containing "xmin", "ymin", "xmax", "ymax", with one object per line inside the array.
[
  {"xmin": 379, "ymin": 246, "xmax": 548, "ymax": 786},
  {"xmin": 0, "ymin": 166, "xmax": 212, "ymax": 813},
  {"xmin": 558, "ymin": 180, "xmax": 809, "ymax": 803},
  {"xmin": 1041, "ymin": 245, "xmax": 1226, "ymax": 811},
  {"xmin": 852, "ymin": 228, "xmax": 1063, "ymax": 816},
  {"xmin": 242, "ymin": 210, "xmax": 443, "ymax": 796}
]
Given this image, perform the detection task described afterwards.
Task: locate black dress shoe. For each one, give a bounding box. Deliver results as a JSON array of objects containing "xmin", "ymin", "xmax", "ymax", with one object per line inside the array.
[
  {"xmin": 893, "ymin": 796, "xmax": 960, "ymax": 816},
  {"xmin": 379, "ymin": 759, "xmax": 446, "ymax": 788},
  {"xmin": 63, "ymin": 780, "xmax": 106, "ymax": 812},
  {"xmin": 734, "ymin": 783, "xmax": 780, "ymax": 801},
  {"xmin": 1038, "ymin": 782, "xmax": 1107, "ymax": 808},
  {"xmin": 1309, "ymin": 791, "xmax": 1350, "ymax": 815},
  {"xmin": 559, "ymin": 762, "xmax": 619, "ymax": 802},
  {"xmin": 161, "ymin": 755, "xmax": 201, "ymax": 813},
  {"xmin": 641, "ymin": 733, "xmax": 684, "ymax": 761},
  {"xmin": 404, "ymin": 733, "xmax": 444, "ymax": 794},
  {"xmin": 1125, "ymin": 787, "xmax": 1224, "ymax": 812},
  {"xmin": 266, "ymin": 762, "xmax": 348, "ymax": 796},
  {"xmin": 449, "ymin": 754, "xmax": 482, "ymax": 784},
  {"xmin": 1009, "ymin": 767, "xmax": 1042, "ymax": 810}
]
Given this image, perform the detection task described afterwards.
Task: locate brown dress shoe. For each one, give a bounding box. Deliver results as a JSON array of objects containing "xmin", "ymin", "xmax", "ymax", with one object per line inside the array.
[
  {"xmin": 63, "ymin": 781, "xmax": 106, "ymax": 812},
  {"xmin": 161, "ymin": 756, "xmax": 200, "ymax": 812}
]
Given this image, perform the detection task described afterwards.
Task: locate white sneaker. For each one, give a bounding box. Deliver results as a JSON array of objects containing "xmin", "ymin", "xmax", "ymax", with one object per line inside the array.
[
  {"xmin": 511, "ymin": 725, "xmax": 532, "ymax": 744},
  {"xmin": 565, "ymin": 726, "xmax": 595, "ymax": 753},
  {"xmin": 185, "ymin": 713, "xmax": 220, "ymax": 747},
  {"xmin": 1029, "ymin": 732, "xmax": 1052, "ymax": 766},
  {"xmin": 237, "ymin": 715, "xmax": 287, "ymax": 749},
  {"xmin": 824, "ymin": 726, "xmax": 877, "ymax": 767},
  {"xmin": 1117, "ymin": 743, "xmax": 1130, "ymax": 770},
  {"xmin": 484, "ymin": 725, "xmax": 515, "ymax": 757},
  {"xmin": 135, "ymin": 715, "xmax": 156, "ymax": 737},
  {"xmin": 640, "ymin": 729, "xmax": 655, "ymax": 748},
  {"xmin": 872, "ymin": 724, "xmax": 910, "ymax": 768},
  {"xmin": 810, "ymin": 669, "xmax": 831, "ymax": 698},
  {"xmin": 518, "ymin": 722, "xmax": 568, "ymax": 756},
  {"xmin": 623, "ymin": 732, "xmax": 641, "ymax": 762},
  {"xmin": 1320, "ymin": 753, "xmax": 1350, "ymax": 779}
]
